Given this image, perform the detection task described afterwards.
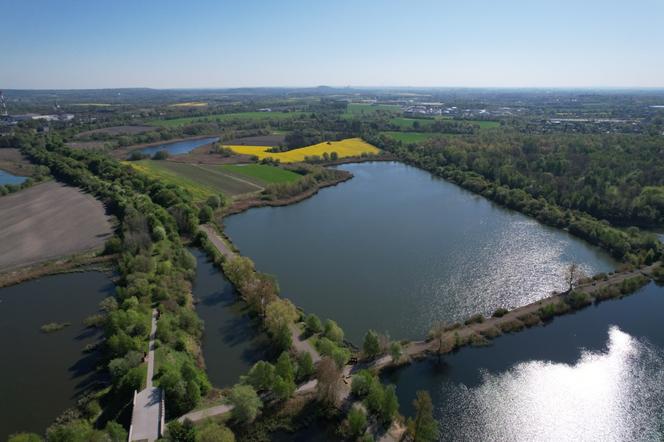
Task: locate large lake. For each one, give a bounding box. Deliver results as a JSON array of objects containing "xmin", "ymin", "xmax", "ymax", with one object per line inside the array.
[
  {"xmin": 0, "ymin": 272, "xmax": 111, "ymax": 439},
  {"xmin": 384, "ymin": 282, "xmax": 664, "ymax": 441},
  {"xmin": 191, "ymin": 248, "xmax": 272, "ymax": 387},
  {"xmin": 132, "ymin": 136, "xmax": 219, "ymax": 157},
  {"xmin": 225, "ymin": 162, "xmax": 617, "ymax": 343}
]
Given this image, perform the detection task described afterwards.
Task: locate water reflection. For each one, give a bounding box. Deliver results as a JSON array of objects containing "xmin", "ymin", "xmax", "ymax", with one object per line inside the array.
[
  {"xmin": 225, "ymin": 161, "xmax": 617, "ymax": 343},
  {"xmin": 442, "ymin": 327, "xmax": 664, "ymax": 441}
]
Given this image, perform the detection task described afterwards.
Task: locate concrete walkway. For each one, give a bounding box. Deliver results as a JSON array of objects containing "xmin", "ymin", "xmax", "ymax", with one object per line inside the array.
[{"xmin": 130, "ymin": 309, "xmax": 163, "ymax": 442}]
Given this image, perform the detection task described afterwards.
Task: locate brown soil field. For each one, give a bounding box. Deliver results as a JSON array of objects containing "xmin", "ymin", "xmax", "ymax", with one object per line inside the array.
[
  {"xmin": 0, "ymin": 148, "xmax": 36, "ymax": 176},
  {"xmin": 222, "ymin": 134, "xmax": 285, "ymax": 146},
  {"xmin": 75, "ymin": 125, "xmax": 154, "ymax": 138},
  {"xmin": 0, "ymin": 181, "xmax": 113, "ymax": 272}
]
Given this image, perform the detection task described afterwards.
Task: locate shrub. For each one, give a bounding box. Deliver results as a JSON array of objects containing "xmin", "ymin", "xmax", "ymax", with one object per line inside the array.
[
  {"xmin": 324, "ymin": 319, "xmax": 344, "ymax": 343},
  {"xmin": 464, "ymin": 313, "xmax": 484, "ymax": 325},
  {"xmin": 492, "ymin": 308, "xmax": 509, "ymax": 318},
  {"xmin": 305, "ymin": 313, "xmax": 323, "ymax": 335},
  {"xmin": 566, "ymin": 291, "xmax": 591, "ymax": 310}
]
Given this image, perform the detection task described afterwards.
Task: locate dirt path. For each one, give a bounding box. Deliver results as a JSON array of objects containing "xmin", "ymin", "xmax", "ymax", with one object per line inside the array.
[
  {"xmin": 200, "ymin": 224, "xmax": 235, "ymax": 259},
  {"xmin": 290, "ymin": 323, "xmax": 322, "ymax": 363}
]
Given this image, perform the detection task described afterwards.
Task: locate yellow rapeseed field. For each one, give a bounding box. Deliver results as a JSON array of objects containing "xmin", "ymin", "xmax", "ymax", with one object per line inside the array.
[{"xmin": 224, "ymin": 137, "xmax": 380, "ymax": 163}]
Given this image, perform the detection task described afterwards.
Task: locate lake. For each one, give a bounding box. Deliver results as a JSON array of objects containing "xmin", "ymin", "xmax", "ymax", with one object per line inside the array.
[
  {"xmin": 0, "ymin": 169, "xmax": 27, "ymax": 186},
  {"xmin": 384, "ymin": 282, "xmax": 664, "ymax": 441},
  {"xmin": 190, "ymin": 248, "xmax": 272, "ymax": 387},
  {"xmin": 225, "ymin": 162, "xmax": 617, "ymax": 343},
  {"xmin": 0, "ymin": 272, "xmax": 112, "ymax": 439},
  {"xmin": 131, "ymin": 136, "xmax": 219, "ymax": 157}
]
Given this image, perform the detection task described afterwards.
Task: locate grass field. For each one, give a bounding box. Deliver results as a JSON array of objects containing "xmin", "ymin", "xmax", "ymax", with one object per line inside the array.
[
  {"xmin": 381, "ymin": 131, "xmax": 443, "ymax": 143},
  {"xmin": 147, "ymin": 111, "xmax": 305, "ymax": 128},
  {"xmin": 343, "ymin": 103, "xmax": 401, "ymax": 118},
  {"xmin": 220, "ymin": 164, "xmax": 301, "ymax": 184},
  {"xmin": 128, "ymin": 160, "xmax": 263, "ymax": 199},
  {"xmin": 224, "ymin": 138, "xmax": 380, "ymax": 163},
  {"xmin": 389, "ymin": 117, "xmax": 500, "ymax": 130}
]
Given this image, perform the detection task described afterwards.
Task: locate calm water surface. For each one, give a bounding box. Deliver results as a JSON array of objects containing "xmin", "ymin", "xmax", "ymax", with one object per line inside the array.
[
  {"xmin": 0, "ymin": 169, "xmax": 27, "ymax": 185},
  {"xmin": 384, "ymin": 282, "xmax": 664, "ymax": 441},
  {"xmin": 191, "ymin": 248, "xmax": 272, "ymax": 387},
  {"xmin": 0, "ymin": 272, "xmax": 111, "ymax": 439},
  {"xmin": 132, "ymin": 136, "xmax": 219, "ymax": 157},
  {"xmin": 225, "ymin": 162, "xmax": 617, "ymax": 343}
]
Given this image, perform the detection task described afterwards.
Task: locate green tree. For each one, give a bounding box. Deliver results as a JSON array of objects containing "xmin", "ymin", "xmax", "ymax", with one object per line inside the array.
[
  {"xmin": 407, "ymin": 391, "xmax": 440, "ymax": 442},
  {"xmin": 272, "ymin": 375, "xmax": 296, "ymax": 401},
  {"xmin": 305, "ymin": 313, "xmax": 323, "ymax": 335},
  {"xmin": 351, "ymin": 370, "xmax": 374, "ymax": 397},
  {"xmin": 196, "ymin": 421, "xmax": 235, "ymax": 442},
  {"xmin": 228, "ymin": 384, "xmax": 263, "ymax": 424},
  {"xmin": 363, "ymin": 330, "xmax": 381, "ymax": 360},
  {"xmin": 296, "ymin": 351, "xmax": 315, "ymax": 381},
  {"xmin": 381, "ymin": 384, "xmax": 399, "ymax": 424},
  {"xmin": 275, "ymin": 352, "xmax": 295, "ymax": 382},
  {"xmin": 206, "ymin": 195, "xmax": 222, "ymax": 209},
  {"xmin": 244, "ymin": 361, "xmax": 275, "ymax": 391},
  {"xmin": 324, "ymin": 319, "xmax": 344, "ymax": 343},
  {"xmin": 389, "ymin": 341, "xmax": 403, "ymax": 363},
  {"xmin": 198, "ymin": 205, "xmax": 213, "ymax": 223},
  {"xmin": 167, "ymin": 419, "xmax": 196, "ymax": 442},
  {"xmin": 346, "ymin": 406, "xmax": 368, "ymax": 437}
]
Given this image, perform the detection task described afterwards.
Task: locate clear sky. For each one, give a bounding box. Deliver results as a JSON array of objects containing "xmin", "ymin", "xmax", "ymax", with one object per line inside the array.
[{"xmin": 2, "ymin": 0, "xmax": 663, "ymax": 89}]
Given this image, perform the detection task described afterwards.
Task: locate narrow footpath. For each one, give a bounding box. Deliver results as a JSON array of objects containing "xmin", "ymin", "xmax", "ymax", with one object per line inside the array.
[{"xmin": 129, "ymin": 309, "xmax": 164, "ymax": 442}]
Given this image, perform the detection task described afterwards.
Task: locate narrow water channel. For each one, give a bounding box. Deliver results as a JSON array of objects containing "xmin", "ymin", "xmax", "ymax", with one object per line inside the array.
[
  {"xmin": 225, "ymin": 161, "xmax": 617, "ymax": 343},
  {"xmin": 384, "ymin": 282, "xmax": 664, "ymax": 441},
  {"xmin": 0, "ymin": 272, "xmax": 112, "ymax": 439},
  {"xmin": 190, "ymin": 248, "xmax": 272, "ymax": 387}
]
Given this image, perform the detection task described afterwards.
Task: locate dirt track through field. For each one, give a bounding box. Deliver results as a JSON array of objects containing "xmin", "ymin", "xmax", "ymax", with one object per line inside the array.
[{"xmin": 0, "ymin": 181, "xmax": 113, "ymax": 272}]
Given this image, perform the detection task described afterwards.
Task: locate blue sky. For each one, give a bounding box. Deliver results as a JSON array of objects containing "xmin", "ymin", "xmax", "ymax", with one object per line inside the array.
[{"xmin": 2, "ymin": 0, "xmax": 663, "ymax": 89}]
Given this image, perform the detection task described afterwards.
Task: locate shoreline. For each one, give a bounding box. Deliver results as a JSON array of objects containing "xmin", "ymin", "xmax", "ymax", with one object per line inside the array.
[
  {"xmin": 111, "ymin": 134, "xmax": 221, "ymax": 158},
  {"xmin": 221, "ymin": 170, "xmax": 353, "ymax": 217},
  {"xmin": 0, "ymin": 253, "xmax": 115, "ymax": 288}
]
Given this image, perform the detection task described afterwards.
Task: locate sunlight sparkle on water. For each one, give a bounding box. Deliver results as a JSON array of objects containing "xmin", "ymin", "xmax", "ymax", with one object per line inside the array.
[{"xmin": 443, "ymin": 327, "xmax": 664, "ymax": 441}]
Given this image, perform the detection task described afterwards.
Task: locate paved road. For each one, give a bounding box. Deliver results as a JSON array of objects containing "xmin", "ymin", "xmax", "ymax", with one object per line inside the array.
[{"xmin": 130, "ymin": 309, "xmax": 163, "ymax": 442}]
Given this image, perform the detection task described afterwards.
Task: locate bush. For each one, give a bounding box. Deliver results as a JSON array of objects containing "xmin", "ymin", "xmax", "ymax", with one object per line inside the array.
[
  {"xmin": 228, "ymin": 384, "xmax": 262, "ymax": 424},
  {"xmin": 566, "ymin": 291, "xmax": 592, "ymax": 310},
  {"xmin": 492, "ymin": 308, "xmax": 509, "ymax": 318},
  {"xmin": 324, "ymin": 319, "xmax": 344, "ymax": 343},
  {"xmin": 464, "ymin": 313, "xmax": 485, "ymax": 325},
  {"xmin": 305, "ymin": 313, "xmax": 323, "ymax": 335}
]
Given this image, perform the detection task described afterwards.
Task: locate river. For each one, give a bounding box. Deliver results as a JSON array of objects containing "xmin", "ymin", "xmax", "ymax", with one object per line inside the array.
[
  {"xmin": 225, "ymin": 161, "xmax": 617, "ymax": 343},
  {"xmin": 131, "ymin": 136, "xmax": 219, "ymax": 157},
  {"xmin": 190, "ymin": 248, "xmax": 272, "ymax": 387},
  {"xmin": 384, "ymin": 282, "xmax": 664, "ymax": 441},
  {"xmin": 0, "ymin": 272, "xmax": 112, "ymax": 439}
]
